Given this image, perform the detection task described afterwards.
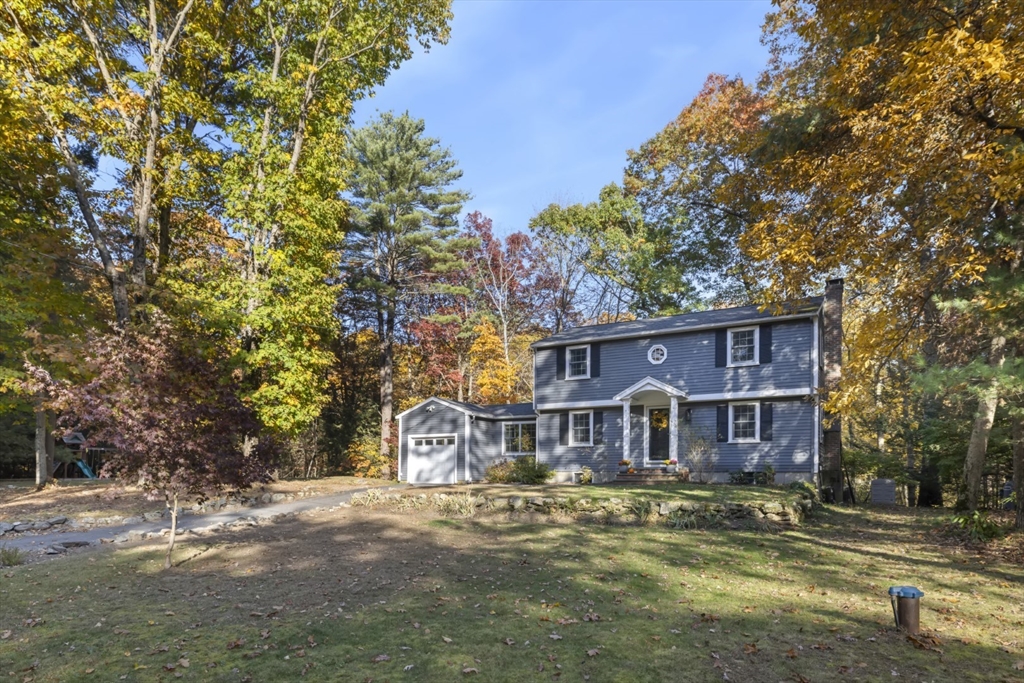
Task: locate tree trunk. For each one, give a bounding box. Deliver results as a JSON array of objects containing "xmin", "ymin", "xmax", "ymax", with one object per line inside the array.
[
  {"xmin": 35, "ymin": 408, "xmax": 48, "ymax": 488},
  {"xmin": 962, "ymin": 334, "xmax": 1006, "ymax": 511},
  {"xmin": 45, "ymin": 409, "xmax": 55, "ymax": 480},
  {"xmin": 903, "ymin": 395, "xmax": 917, "ymax": 507},
  {"xmin": 1013, "ymin": 414, "xmax": 1023, "ymax": 532},
  {"xmin": 165, "ymin": 492, "xmax": 178, "ymax": 570},
  {"xmin": 378, "ymin": 306, "xmax": 395, "ymax": 479},
  {"xmin": 917, "ymin": 299, "xmax": 943, "ymax": 507}
]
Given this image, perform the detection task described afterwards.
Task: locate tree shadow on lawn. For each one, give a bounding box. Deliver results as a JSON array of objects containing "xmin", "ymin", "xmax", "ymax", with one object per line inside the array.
[{"xmin": 1, "ymin": 505, "xmax": 1021, "ymax": 682}]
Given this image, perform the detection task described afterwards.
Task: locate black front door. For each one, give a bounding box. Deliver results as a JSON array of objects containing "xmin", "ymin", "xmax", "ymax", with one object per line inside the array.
[{"xmin": 648, "ymin": 408, "xmax": 670, "ymax": 463}]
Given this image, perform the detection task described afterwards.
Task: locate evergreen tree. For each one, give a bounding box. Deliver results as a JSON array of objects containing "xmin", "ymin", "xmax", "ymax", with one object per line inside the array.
[{"xmin": 343, "ymin": 112, "xmax": 471, "ymax": 474}]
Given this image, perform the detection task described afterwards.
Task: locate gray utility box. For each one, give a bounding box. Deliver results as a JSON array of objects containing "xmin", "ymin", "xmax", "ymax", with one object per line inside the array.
[{"xmin": 870, "ymin": 478, "xmax": 897, "ymax": 505}]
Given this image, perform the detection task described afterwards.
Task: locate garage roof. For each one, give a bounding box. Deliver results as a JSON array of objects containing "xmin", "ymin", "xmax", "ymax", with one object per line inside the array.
[{"xmin": 397, "ymin": 397, "xmax": 536, "ymax": 420}]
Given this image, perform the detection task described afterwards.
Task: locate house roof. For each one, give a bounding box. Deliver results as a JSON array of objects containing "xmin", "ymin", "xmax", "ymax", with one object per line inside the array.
[
  {"xmin": 396, "ymin": 397, "xmax": 536, "ymax": 420},
  {"xmin": 531, "ymin": 297, "xmax": 824, "ymax": 349}
]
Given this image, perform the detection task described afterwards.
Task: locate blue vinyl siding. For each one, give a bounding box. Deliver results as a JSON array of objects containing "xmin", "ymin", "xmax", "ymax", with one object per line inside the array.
[
  {"xmin": 535, "ymin": 319, "xmax": 813, "ymax": 406},
  {"xmin": 538, "ymin": 399, "xmax": 814, "ymax": 474},
  {"xmin": 536, "ymin": 409, "xmax": 623, "ymax": 473}
]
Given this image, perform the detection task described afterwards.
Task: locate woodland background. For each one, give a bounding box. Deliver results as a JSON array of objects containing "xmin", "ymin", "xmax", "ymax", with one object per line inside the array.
[{"xmin": 1, "ymin": 0, "xmax": 1021, "ymax": 514}]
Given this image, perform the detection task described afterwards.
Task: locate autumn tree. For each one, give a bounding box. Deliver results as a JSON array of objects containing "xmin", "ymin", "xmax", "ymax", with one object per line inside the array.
[
  {"xmin": 29, "ymin": 318, "xmax": 277, "ymax": 568},
  {"xmin": 343, "ymin": 111, "xmax": 471, "ymax": 472},
  {"xmin": 530, "ymin": 184, "xmax": 688, "ymax": 319}
]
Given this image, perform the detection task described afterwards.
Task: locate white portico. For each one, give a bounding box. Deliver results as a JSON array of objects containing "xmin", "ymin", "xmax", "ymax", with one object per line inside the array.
[{"xmin": 613, "ymin": 377, "xmax": 689, "ymax": 465}]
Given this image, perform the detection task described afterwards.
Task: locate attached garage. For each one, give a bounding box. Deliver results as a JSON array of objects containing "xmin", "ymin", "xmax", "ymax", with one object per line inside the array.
[
  {"xmin": 397, "ymin": 398, "xmax": 537, "ymax": 485},
  {"xmin": 406, "ymin": 434, "xmax": 458, "ymax": 484}
]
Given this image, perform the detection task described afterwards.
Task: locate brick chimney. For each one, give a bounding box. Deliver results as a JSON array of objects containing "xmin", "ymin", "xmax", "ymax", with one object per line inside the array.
[{"xmin": 821, "ymin": 278, "xmax": 844, "ymax": 500}]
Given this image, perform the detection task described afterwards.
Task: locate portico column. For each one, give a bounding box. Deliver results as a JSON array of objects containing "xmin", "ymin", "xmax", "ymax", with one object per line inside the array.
[
  {"xmin": 622, "ymin": 400, "xmax": 631, "ymax": 463},
  {"xmin": 669, "ymin": 396, "xmax": 679, "ymax": 463}
]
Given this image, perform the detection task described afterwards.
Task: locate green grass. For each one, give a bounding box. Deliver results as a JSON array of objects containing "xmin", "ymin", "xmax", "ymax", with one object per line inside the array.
[{"xmin": 0, "ymin": 505, "xmax": 1021, "ymax": 682}]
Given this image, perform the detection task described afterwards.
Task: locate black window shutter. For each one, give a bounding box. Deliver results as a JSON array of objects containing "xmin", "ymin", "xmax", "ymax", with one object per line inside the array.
[
  {"xmin": 760, "ymin": 324, "xmax": 773, "ymax": 364},
  {"xmin": 590, "ymin": 344, "xmax": 600, "ymax": 377},
  {"xmin": 761, "ymin": 403, "xmax": 773, "ymax": 441},
  {"xmin": 715, "ymin": 329, "xmax": 727, "ymax": 367},
  {"xmin": 559, "ymin": 413, "xmax": 569, "ymax": 446},
  {"xmin": 716, "ymin": 405, "xmax": 729, "ymax": 442},
  {"xmin": 556, "ymin": 347, "xmax": 566, "ymax": 380},
  {"xmin": 593, "ymin": 410, "xmax": 604, "ymax": 445}
]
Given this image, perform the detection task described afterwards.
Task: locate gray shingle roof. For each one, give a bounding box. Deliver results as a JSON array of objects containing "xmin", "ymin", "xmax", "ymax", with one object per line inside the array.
[
  {"xmin": 532, "ymin": 297, "xmax": 823, "ymax": 349},
  {"xmin": 441, "ymin": 400, "xmax": 536, "ymax": 420}
]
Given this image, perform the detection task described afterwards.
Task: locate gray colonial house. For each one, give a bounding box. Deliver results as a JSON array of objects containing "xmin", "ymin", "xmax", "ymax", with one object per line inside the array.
[{"xmin": 398, "ymin": 280, "xmax": 843, "ymax": 491}]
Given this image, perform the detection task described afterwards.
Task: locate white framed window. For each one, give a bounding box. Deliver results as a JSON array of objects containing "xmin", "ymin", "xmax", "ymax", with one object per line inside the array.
[
  {"xmin": 729, "ymin": 402, "xmax": 760, "ymax": 443},
  {"xmin": 648, "ymin": 344, "xmax": 667, "ymax": 365},
  {"xmin": 503, "ymin": 422, "xmax": 537, "ymax": 455},
  {"xmin": 569, "ymin": 410, "xmax": 593, "ymax": 446},
  {"xmin": 727, "ymin": 326, "xmax": 759, "ymax": 367},
  {"xmin": 566, "ymin": 345, "xmax": 590, "ymax": 379}
]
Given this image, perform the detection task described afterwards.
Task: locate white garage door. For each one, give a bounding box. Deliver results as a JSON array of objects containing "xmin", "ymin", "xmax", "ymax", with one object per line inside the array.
[{"xmin": 408, "ymin": 435, "xmax": 457, "ymax": 484}]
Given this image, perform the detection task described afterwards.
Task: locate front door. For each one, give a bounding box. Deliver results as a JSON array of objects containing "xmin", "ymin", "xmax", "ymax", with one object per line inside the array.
[{"xmin": 647, "ymin": 407, "xmax": 670, "ymax": 464}]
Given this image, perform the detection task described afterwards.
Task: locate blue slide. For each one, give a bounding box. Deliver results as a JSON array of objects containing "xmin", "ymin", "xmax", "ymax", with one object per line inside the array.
[{"xmin": 76, "ymin": 460, "xmax": 97, "ymax": 479}]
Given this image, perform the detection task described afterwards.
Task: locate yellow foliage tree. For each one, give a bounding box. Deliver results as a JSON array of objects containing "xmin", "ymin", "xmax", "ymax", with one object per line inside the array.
[{"xmin": 469, "ymin": 322, "xmax": 519, "ymax": 405}]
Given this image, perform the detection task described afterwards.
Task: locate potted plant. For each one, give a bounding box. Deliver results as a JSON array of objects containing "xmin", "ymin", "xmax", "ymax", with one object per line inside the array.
[
  {"xmin": 618, "ymin": 459, "xmax": 632, "ymax": 473},
  {"xmin": 664, "ymin": 459, "xmax": 678, "ymax": 473}
]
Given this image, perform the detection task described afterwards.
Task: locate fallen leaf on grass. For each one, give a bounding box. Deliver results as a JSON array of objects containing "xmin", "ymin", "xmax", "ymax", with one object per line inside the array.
[
  {"xmin": 442, "ymin": 636, "xmax": 453, "ymax": 644},
  {"xmin": 1012, "ymin": 661, "xmax": 1023, "ymax": 671},
  {"xmin": 177, "ymin": 658, "xmax": 189, "ymax": 668},
  {"xmin": 227, "ymin": 638, "xmax": 245, "ymax": 650},
  {"xmin": 907, "ymin": 634, "xmax": 943, "ymax": 653},
  {"xmin": 0, "ymin": 630, "xmax": 11, "ymax": 640},
  {"xmin": 586, "ymin": 648, "xmax": 600, "ymax": 657},
  {"xmin": 404, "ymin": 664, "xmax": 414, "ymax": 671},
  {"xmin": 743, "ymin": 643, "xmax": 758, "ymax": 654},
  {"xmin": 549, "ymin": 633, "xmax": 563, "ymax": 640},
  {"xmin": 462, "ymin": 667, "xmax": 478, "ymax": 674},
  {"xmin": 785, "ymin": 648, "xmax": 798, "ymax": 659},
  {"xmin": 84, "ymin": 668, "xmax": 95, "ymax": 674},
  {"xmin": 791, "ymin": 674, "xmax": 810, "ymax": 683},
  {"xmin": 260, "ymin": 629, "xmax": 271, "ymax": 640}
]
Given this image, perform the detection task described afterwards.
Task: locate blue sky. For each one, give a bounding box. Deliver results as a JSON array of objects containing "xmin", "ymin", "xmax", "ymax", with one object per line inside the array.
[{"xmin": 353, "ymin": 0, "xmax": 773, "ymax": 235}]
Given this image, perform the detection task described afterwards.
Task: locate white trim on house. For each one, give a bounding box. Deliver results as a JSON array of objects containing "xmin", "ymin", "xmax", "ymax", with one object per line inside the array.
[
  {"xmin": 643, "ymin": 404, "xmax": 670, "ymax": 465},
  {"xmin": 565, "ymin": 344, "xmax": 591, "ymax": 380},
  {"xmin": 464, "ymin": 413, "xmax": 471, "ymax": 482},
  {"xmin": 536, "ymin": 400, "xmax": 624, "ymax": 411},
  {"xmin": 569, "ymin": 410, "xmax": 594, "ymax": 446},
  {"xmin": 397, "ymin": 414, "xmax": 404, "ymax": 480},
  {"xmin": 648, "ymin": 344, "xmax": 667, "ymax": 365},
  {"xmin": 532, "ymin": 311, "xmax": 820, "ymax": 349},
  {"xmin": 502, "ymin": 421, "xmax": 537, "ymax": 456},
  {"xmin": 728, "ymin": 401, "xmax": 761, "ymax": 443},
  {"xmin": 727, "ymin": 325, "xmax": 759, "ymax": 367},
  {"xmin": 396, "ymin": 397, "xmax": 473, "ymax": 420},
  {"xmin": 613, "ymin": 376, "xmax": 688, "ymax": 402},
  {"xmin": 811, "ymin": 315, "xmax": 821, "ymax": 475},
  {"xmin": 686, "ymin": 387, "xmax": 812, "ymax": 402}
]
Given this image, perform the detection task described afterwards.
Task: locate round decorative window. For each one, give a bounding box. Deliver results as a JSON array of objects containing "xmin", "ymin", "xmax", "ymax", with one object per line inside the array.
[{"xmin": 648, "ymin": 344, "xmax": 667, "ymax": 365}]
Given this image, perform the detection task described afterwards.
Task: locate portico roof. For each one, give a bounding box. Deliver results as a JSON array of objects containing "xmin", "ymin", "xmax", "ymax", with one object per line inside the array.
[{"xmin": 613, "ymin": 377, "xmax": 688, "ymax": 402}]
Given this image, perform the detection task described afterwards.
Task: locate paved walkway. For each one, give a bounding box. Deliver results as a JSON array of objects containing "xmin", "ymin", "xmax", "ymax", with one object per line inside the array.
[{"xmin": 1, "ymin": 484, "xmax": 403, "ymax": 555}]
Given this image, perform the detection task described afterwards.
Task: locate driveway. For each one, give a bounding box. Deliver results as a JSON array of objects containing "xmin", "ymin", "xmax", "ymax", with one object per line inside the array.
[{"xmin": 0, "ymin": 484, "xmax": 403, "ymax": 555}]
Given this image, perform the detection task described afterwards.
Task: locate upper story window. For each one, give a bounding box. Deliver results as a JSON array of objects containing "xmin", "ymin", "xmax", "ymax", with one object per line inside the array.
[
  {"xmin": 503, "ymin": 422, "xmax": 536, "ymax": 455},
  {"xmin": 569, "ymin": 410, "xmax": 593, "ymax": 446},
  {"xmin": 728, "ymin": 326, "xmax": 759, "ymax": 367},
  {"xmin": 648, "ymin": 344, "xmax": 667, "ymax": 365},
  {"xmin": 567, "ymin": 345, "xmax": 590, "ymax": 379},
  {"xmin": 730, "ymin": 402, "xmax": 759, "ymax": 442}
]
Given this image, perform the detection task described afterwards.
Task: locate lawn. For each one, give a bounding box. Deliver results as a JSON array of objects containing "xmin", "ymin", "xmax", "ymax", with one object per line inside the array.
[
  {"xmin": 0, "ymin": 476, "xmax": 391, "ymax": 523},
  {"xmin": 1, "ymin": 502, "xmax": 1022, "ymax": 682}
]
